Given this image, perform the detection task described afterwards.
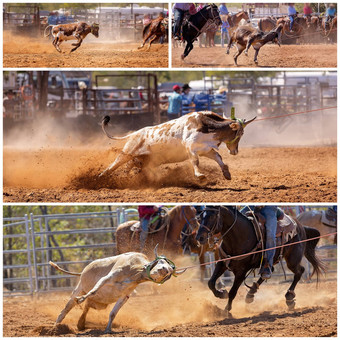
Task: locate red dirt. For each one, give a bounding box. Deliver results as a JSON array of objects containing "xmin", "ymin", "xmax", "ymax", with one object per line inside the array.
[
  {"xmin": 172, "ymin": 44, "xmax": 337, "ymax": 68},
  {"xmin": 3, "ymin": 31, "xmax": 168, "ymax": 68},
  {"xmin": 3, "ymin": 146, "xmax": 336, "ymax": 203},
  {"xmin": 3, "ymin": 280, "xmax": 336, "ymax": 337}
]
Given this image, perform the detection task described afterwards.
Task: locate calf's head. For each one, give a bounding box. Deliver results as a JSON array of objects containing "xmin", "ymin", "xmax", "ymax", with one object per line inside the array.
[
  {"xmin": 91, "ymin": 23, "xmax": 99, "ymax": 38},
  {"xmin": 226, "ymin": 117, "xmax": 256, "ymax": 155}
]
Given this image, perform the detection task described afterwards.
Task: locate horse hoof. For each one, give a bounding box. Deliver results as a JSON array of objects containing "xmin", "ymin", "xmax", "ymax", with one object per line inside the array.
[
  {"xmin": 286, "ymin": 299, "xmax": 295, "ymax": 310},
  {"xmin": 181, "ymin": 54, "xmax": 185, "ymax": 60},
  {"xmin": 245, "ymin": 293, "xmax": 254, "ymax": 304}
]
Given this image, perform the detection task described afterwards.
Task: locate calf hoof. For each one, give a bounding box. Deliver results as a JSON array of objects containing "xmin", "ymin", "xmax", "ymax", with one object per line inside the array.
[
  {"xmin": 196, "ymin": 174, "xmax": 207, "ymax": 184},
  {"xmin": 223, "ymin": 170, "xmax": 231, "ymax": 180},
  {"xmin": 244, "ymin": 51, "xmax": 248, "ymax": 56},
  {"xmin": 77, "ymin": 321, "xmax": 85, "ymax": 331},
  {"xmin": 104, "ymin": 329, "xmax": 113, "ymax": 334},
  {"xmin": 181, "ymin": 54, "xmax": 185, "ymax": 60}
]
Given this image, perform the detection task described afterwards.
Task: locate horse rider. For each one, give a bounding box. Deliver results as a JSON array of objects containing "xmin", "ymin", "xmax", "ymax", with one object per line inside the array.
[
  {"xmin": 173, "ymin": 3, "xmax": 195, "ymax": 40},
  {"xmin": 325, "ymin": 4, "xmax": 336, "ymax": 27},
  {"xmin": 240, "ymin": 206, "xmax": 283, "ymax": 279},
  {"xmin": 138, "ymin": 205, "xmax": 161, "ymax": 252},
  {"xmin": 303, "ymin": 3, "xmax": 313, "ymax": 23},
  {"xmin": 288, "ymin": 4, "xmax": 297, "ymax": 32}
]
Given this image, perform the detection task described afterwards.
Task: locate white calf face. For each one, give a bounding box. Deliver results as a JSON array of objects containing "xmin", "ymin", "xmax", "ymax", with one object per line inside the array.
[{"xmin": 149, "ymin": 259, "xmax": 174, "ymax": 283}]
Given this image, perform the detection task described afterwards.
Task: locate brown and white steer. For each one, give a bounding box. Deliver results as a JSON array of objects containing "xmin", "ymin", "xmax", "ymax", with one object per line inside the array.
[
  {"xmin": 44, "ymin": 22, "xmax": 99, "ymax": 53},
  {"xmin": 100, "ymin": 111, "xmax": 256, "ymax": 181},
  {"xmin": 50, "ymin": 248, "xmax": 183, "ymax": 333}
]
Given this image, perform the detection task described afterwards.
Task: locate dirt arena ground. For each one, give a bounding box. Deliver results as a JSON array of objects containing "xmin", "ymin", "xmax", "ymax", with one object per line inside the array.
[
  {"xmin": 172, "ymin": 44, "xmax": 337, "ymax": 68},
  {"xmin": 3, "ymin": 31, "xmax": 168, "ymax": 68},
  {"xmin": 3, "ymin": 278, "xmax": 336, "ymax": 337},
  {"xmin": 3, "ymin": 146, "xmax": 336, "ymax": 203}
]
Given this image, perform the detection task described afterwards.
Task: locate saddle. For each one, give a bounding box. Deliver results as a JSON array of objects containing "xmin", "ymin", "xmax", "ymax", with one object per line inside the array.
[
  {"xmin": 321, "ymin": 208, "xmax": 337, "ymax": 228},
  {"xmin": 246, "ymin": 210, "xmax": 297, "ymax": 248},
  {"xmin": 130, "ymin": 214, "xmax": 164, "ymax": 233}
]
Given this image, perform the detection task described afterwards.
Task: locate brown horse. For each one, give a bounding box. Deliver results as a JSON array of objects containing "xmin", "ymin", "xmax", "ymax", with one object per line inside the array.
[
  {"xmin": 227, "ymin": 10, "xmax": 250, "ymax": 29},
  {"xmin": 116, "ymin": 206, "xmax": 198, "ymax": 257},
  {"xmin": 139, "ymin": 16, "xmax": 168, "ymax": 50},
  {"xmin": 323, "ymin": 16, "xmax": 337, "ymax": 43}
]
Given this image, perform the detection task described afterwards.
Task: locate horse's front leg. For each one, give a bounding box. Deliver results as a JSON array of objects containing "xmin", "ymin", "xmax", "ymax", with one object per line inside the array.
[
  {"xmin": 225, "ymin": 270, "xmax": 248, "ymax": 318},
  {"xmin": 181, "ymin": 40, "xmax": 193, "ymax": 60},
  {"xmin": 245, "ymin": 277, "xmax": 264, "ymax": 303},
  {"xmin": 208, "ymin": 261, "xmax": 228, "ymax": 299}
]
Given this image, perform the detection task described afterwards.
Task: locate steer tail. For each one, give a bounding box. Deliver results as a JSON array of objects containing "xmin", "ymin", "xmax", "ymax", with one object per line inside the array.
[
  {"xmin": 101, "ymin": 115, "xmax": 132, "ymax": 140},
  {"xmin": 44, "ymin": 25, "xmax": 52, "ymax": 37},
  {"xmin": 303, "ymin": 226, "xmax": 327, "ymax": 282},
  {"xmin": 49, "ymin": 261, "xmax": 81, "ymax": 276}
]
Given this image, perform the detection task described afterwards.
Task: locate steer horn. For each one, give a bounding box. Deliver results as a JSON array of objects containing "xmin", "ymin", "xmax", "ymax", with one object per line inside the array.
[
  {"xmin": 243, "ymin": 116, "xmax": 257, "ymax": 126},
  {"xmin": 174, "ymin": 268, "xmax": 187, "ymax": 276},
  {"xmin": 154, "ymin": 244, "xmax": 159, "ymax": 258}
]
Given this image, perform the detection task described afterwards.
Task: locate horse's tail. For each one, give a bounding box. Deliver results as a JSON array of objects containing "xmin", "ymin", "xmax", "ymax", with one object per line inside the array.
[
  {"xmin": 143, "ymin": 22, "xmax": 152, "ymax": 37},
  {"xmin": 303, "ymin": 226, "xmax": 327, "ymax": 282}
]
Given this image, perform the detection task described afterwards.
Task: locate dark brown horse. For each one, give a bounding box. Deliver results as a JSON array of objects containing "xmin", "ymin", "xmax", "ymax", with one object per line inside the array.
[
  {"xmin": 196, "ymin": 206, "xmax": 326, "ymax": 317},
  {"xmin": 139, "ymin": 16, "xmax": 168, "ymax": 50},
  {"xmin": 116, "ymin": 206, "xmax": 198, "ymax": 257}
]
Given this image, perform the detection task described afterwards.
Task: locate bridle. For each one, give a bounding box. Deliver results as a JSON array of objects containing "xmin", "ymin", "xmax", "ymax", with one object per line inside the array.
[
  {"xmin": 144, "ymin": 255, "xmax": 177, "ymax": 284},
  {"xmin": 199, "ymin": 206, "xmax": 238, "ymax": 243},
  {"xmin": 180, "ymin": 206, "xmax": 199, "ymax": 237}
]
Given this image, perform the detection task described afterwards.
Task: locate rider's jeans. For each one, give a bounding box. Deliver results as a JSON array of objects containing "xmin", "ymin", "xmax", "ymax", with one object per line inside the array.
[
  {"xmin": 289, "ymin": 16, "xmax": 294, "ymax": 30},
  {"xmin": 174, "ymin": 9, "xmax": 185, "ymax": 36},
  {"xmin": 140, "ymin": 218, "xmax": 149, "ymax": 249},
  {"xmin": 261, "ymin": 206, "xmax": 277, "ymax": 267}
]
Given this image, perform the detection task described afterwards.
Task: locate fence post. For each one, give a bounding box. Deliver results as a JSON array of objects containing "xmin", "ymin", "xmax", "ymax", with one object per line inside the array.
[
  {"xmin": 24, "ymin": 214, "xmax": 34, "ymax": 295},
  {"xmin": 29, "ymin": 213, "xmax": 39, "ymax": 293}
]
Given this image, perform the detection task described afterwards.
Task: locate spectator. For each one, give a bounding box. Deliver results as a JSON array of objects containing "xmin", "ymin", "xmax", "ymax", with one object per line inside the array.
[
  {"xmin": 3, "ymin": 90, "xmax": 17, "ymax": 119},
  {"xmin": 167, "ymin": 84, "xmax": 182, "ymax": 120},
  {"xmin": 220, "ymin": 15, "xmax": 230, "ymax": 48},
  {"xmin": 219, "ymin": 3, "xmax": 229, "ymax": 15},
  {"xmin": 182, "ymin": 83, "xmax": 194, "ymax": 114},
  {"xmin": 47, "ymin": 12, "xmax": 58, "ymax": 26},
  {"xmin": 143, "ymin": 13, "xmax": 151, "ymax": 26}
]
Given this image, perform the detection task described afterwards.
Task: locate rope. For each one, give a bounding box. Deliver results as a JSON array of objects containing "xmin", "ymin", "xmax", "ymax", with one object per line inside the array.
[
  {"xmin": 254, "ymin": 106, "xmax": 337, "ymax": 122},
  {"xmin": 175, "ymin": 231, "xmax": 337, "ymax": 272}
]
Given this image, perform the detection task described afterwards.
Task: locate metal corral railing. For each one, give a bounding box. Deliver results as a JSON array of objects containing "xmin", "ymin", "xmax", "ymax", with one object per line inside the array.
[
  {"xmin": 3, "ymin": 208, "xmax": 139, "ymax": 297},
  {"xmin": 3, "ymin": 210, "xmax": 337, "ymax": 296}
]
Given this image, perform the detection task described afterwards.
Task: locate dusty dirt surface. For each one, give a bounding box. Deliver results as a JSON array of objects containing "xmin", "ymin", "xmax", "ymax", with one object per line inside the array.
[
  {"xmin": 3, "ymin": 31, "xmax": 168, "ymax": 68},
  {"xmin": 3, "ymin": 146, "xmax": 336, "ymax": 203},
  {"xmin": 172, "ymin": 44, "xmax": 337, "ymax": 68},
  {"xmin": 3, "ymin": 279, "xmax": 337, "ymax": 337}
]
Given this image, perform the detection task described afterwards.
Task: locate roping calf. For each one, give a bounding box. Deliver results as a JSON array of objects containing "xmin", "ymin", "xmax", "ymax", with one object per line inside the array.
[
  {"xmin": 99, "ymin": 111, "xmax": 256, "ymax": 182},
  {"xmin": 44, "ymin": 22, "xmax": 99, "ymax": 53},
  {"xmin": 50, "ymin": 247, "xmax": 183, "ymax": 333},
  {"xmin": 139, "ymin": 17, "xmax": 168, "ymax": 51},
  {"xmin": 226, "ymin": 23, "xmax": 284, "ymax": 65}
]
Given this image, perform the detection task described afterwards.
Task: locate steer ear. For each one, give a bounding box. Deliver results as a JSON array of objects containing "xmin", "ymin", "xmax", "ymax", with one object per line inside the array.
[
  {"xmin": 243, "ymin": 116, "xmax": 257, "ymax": 127},
  {"xmin": 230, "ymin": 122, "xmax": 241, "ymax": 131}
]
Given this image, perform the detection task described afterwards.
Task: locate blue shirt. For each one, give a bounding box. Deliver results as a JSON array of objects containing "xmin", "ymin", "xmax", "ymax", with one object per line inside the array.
[
  {"xmin": 288, "ymin": 6, "xmax": 297, "ymax": 15},
  {"xmin": 48, "ymin": 15, "xmax": 57, "ymax": 25},
  {"xmin": 168, "ymin": 91, "xmax": 182, "ymax": 115},
  {"xmin": 219, "ymin": 4, "xmax": 229, "ymax": 15},
  {"xmin": 326, "ymin": 7, "xmax": 336, "ymax": 16}
]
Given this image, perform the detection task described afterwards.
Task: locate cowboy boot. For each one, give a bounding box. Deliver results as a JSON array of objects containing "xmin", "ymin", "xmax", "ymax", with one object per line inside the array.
[{"xmin": 260, "ymin": 259, "xmax": 272, "ymax": 279}]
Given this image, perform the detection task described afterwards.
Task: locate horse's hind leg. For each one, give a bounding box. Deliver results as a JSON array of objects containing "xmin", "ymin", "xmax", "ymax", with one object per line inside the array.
[
  {"xmin": 284, "ymin": 248, "xmax": 305, "ymax": 310},
  {"xmin": 146, "ymin": 35, "xmax": 158, "ymax": 51},
  {"xmin": 245, "ymin": 277, "xmax": 265, "ymax": 303}
]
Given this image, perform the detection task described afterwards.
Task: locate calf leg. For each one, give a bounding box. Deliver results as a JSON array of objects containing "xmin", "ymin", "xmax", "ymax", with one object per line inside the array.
[
  {"xmin": 187, "ymin": 150, "xmax": 207, "ymax": 182},
  {"xmin": 204, "ymin": 149, "xmax": 231, "ymax": 180},
  {"xmin": 70, "ymin": 36, "xmax": 83, "ymax": 53},
  {"xmin": 75, "ymin": 273, "xmax": 117, "ymax": 304},
  {"xmin": 77, "ymin": 301, "xmax": 90, "ymax": 330},
  {"xmin": 52, "ymin": 37, "xmax": 62, "ymax": 53},
  {"xmin": 99, "ymin": 152, "xmax": 133, "ymax": 177},
  {"xmin": 233, "ymin": 43, "xmax": 246, "ymax": 66},
  {"xmin": 146, "ymin": 34, "xmax": 159, "ymax": 51},
  {"xmin": 104, "ymin": 296, "xmax": 129, "ymax": 334},
  {"xmin": 254, "ymin": 48, "xmax": 260, "ymax": 64}
]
